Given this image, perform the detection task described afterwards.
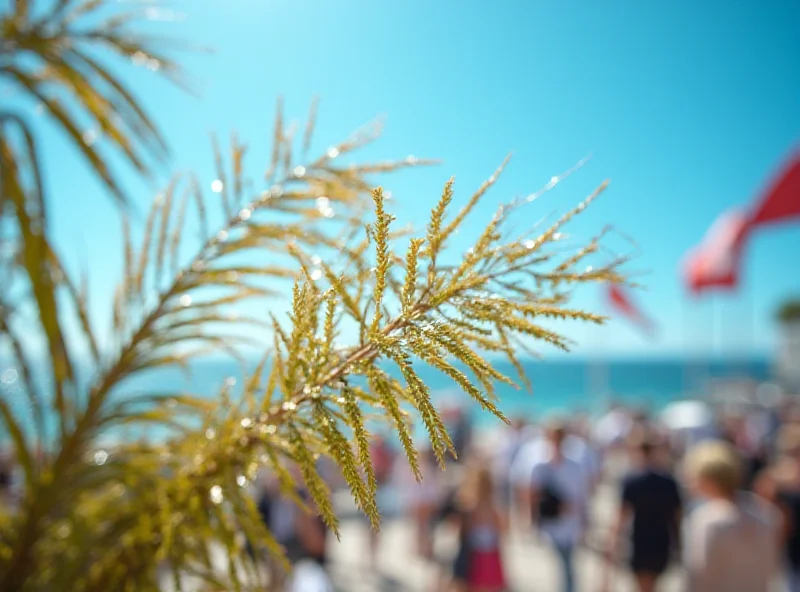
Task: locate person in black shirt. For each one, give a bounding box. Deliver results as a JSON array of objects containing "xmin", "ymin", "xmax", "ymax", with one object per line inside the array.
[
  {"xmin": 604, "ymin": 433, "xmax": 682, "ymax": 592},
  {"xmin": 253, "ymin": 470, "xmax": 331, "ymax": 589},
  {"xmin": 757, "ymin": 424, "xmax": 800, "ymax": 592},
  {"xmin": 777, "ymin": 488, "xmax": 800, "ymax": 592},
  {"xmin": 0, "ymin": 452, "xmax": 13, "ymax": 508}
]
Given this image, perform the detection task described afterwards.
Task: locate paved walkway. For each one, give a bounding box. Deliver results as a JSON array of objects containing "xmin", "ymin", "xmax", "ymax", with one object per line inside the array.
[{"xmin": 326, "ymin": 481, "xmax": 686, "ymax": 592}]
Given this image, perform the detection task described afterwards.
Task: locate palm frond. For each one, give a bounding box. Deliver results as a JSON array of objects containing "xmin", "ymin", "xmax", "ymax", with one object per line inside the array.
[
  {"xmin": 1, "ymin": 0, "xmax": 179, "ymax": 204},
  {"xmin": 0, "ymin": 5, "xmax": 631, "ymax": 589}
]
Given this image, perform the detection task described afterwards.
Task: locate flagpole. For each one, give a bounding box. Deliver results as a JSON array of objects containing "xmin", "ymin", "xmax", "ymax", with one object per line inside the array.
[
  {"xmin": 604, "ymin": 285, "xmax": 655, "ymax": 409},
  {"xmin": 589, "ymin": 346, "xmax": 609, "ymax": 402},
  {"xmin": 740, "ymin": 277, "xmax": 754, "ymax": 387},
  {"xmin": 594, "ymin": 287, "xmax": 609, "ymax": 409},
  {"xmin": 682, "ymin": 294, "xmax": 696, "ymax": 399},
  {"xmin": 587, "ymin": 312, "xmax": 609, "ymax": 409},
  {"xmin": 682, "ymin": 282, "xmax": 711, "ymax": 401},
  {"xmin": 708, "ymin": 293, "xmax": 717, "ymax": 399}
]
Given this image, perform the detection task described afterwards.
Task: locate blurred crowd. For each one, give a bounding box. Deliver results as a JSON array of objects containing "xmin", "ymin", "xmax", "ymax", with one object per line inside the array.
[
  {"xmin": 5, "ymin": 394, "xmax": 800, "ymax": 591},
  {"xmin": 247, "ymin": 394, "xmax": 800, "ymax": 592}
]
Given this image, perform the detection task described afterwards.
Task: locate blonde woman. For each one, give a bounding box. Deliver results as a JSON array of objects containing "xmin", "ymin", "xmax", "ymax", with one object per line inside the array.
[{"xmin": 684, "ymin": 440, "xmax": 780, "ymax": 592}]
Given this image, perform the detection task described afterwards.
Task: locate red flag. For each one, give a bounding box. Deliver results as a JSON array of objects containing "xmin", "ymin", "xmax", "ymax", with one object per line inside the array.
[
  {"xmin": 749, "ymin": 150, "xmax": 800, "ymax": 227},
  {"xmin": 683, "ymin": 209, "xmax": 749, "ymax": 294},
  {"xmin": 607, "ymin": 285, "xmax": 655, "ymax": 336}
]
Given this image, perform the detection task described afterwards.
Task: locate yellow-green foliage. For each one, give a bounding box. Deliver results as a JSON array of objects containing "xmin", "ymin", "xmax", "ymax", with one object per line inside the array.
[
  {"xmin": 0, "ymin": 2, "xmax": 627, "ymax": 590},
  {"xmin": 778, "ymin": 299, "xmax": 800, "ymax": 324}
]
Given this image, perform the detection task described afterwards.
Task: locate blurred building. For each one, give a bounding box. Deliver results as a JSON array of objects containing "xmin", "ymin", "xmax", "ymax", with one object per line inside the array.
[{"xmin": 778, "ymin": 318, "xmax": 800, "ymax": 392}]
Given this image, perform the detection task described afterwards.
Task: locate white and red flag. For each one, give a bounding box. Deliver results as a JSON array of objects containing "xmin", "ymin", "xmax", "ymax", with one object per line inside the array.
[
  {"xmin": 683, "ymin": 149, "xmax": 800, "ymax": 294},
  {"xmin": 749, "ymin": 149, "xmax": 800, "ymax": 227},
  {"xmin": 683, "ymin": 209, "xmax": 749, "ymax": 294}
]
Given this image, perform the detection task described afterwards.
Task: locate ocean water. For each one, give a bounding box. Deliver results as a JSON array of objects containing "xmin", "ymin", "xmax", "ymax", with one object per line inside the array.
[
  {"xmin": 0, "ymin": 357, "xmax": 774, "ymax": 443},
  {"xmin": 120, "ymin": 357, "xmax": 772, "ymax": 431}
]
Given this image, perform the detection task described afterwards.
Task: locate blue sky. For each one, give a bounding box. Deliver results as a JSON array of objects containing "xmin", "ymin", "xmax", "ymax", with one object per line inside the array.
[{"xmin": 28, "ymin": 0, "xmax": 800, "ymax": 358}]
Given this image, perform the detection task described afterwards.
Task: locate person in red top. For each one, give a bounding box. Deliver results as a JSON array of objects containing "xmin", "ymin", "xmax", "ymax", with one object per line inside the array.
[
  {"xmin": 453, "ymin": 462, "xmax": 507, "ymax": 592},
  {"xmin": 367, "ymin": 434, "xmax": 395, "ymax": 570}
]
